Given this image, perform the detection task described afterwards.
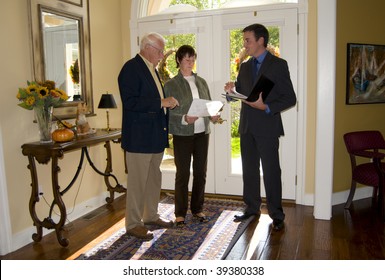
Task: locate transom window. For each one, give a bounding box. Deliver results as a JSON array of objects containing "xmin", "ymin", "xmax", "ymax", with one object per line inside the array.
[{"xmin": 142, "ymin": 0, "xmax": 298, "ymax": 17}]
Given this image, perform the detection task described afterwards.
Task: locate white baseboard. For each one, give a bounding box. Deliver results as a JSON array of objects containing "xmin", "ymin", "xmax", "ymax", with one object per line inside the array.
[
  {"xmin": 332, "ymin": 186, "xmax": 373, "ymax": 206},
  {"xmin": 300, "ymin": 192, "xmax": 315, "ymax": 206},
  {"xmin": 9, "ymin": 191, "xmax": 124, "ymax": 254},
  {"xmin": 299, "ymin": 186, "xmax": 373, "ymax": 208}
]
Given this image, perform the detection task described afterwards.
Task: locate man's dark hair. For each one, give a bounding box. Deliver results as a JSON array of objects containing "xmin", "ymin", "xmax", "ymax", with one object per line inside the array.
[
  {"xmin": 175, "ymin": 45, "xmax": 197, "ymax": 68},
  {"xmin": 243, "ymin": 24, "xmax": 269, "ymax": 48}
]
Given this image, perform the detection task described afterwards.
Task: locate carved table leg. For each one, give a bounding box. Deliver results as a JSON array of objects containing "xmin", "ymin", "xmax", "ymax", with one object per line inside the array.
[
  {"xmin": 50, "ymin": 156, "xmax": 69, "ymax": 247},
  {"xmin": 26, "ymin": 154, "xmax": 69, "ymax": 246},
  {"xmin": 27, "ymin": 155, "xmax": 43, "ymax": 242},
  {"xmin": 103, "ymin": 141, "xmax": 126, "ymax": 203}
]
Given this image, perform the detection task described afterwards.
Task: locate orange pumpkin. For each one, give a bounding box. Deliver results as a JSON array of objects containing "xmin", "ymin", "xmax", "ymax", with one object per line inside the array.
[{"xmin": 52, "ymin": 128, "xmax": 75, "ymax": 142}]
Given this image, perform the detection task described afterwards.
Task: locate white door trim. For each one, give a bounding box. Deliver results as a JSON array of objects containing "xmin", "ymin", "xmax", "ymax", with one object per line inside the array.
[
  {"xmin": 0, "ymin": 125, "xmax": 12, "ymax": 255},
  {"xmin": 295, "ymin": 0, "xmax": 308, "ymax": 205},
  {"xmin": 314, "ymin": 0, "xmax": 336, "ymax": 220}
]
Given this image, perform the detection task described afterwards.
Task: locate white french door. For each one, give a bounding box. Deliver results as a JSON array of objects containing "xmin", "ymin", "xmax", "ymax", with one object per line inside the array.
[
  {"xmin": 136, "ymin": 6, "xmax": 298, "ymax": 199},
  {"xmin": 212, "ymin": 8, "xmax": 298, "ymax": 199},
  {"xmin": 137, "ymin": 15, "xmax": 216, "ymax": 194}
]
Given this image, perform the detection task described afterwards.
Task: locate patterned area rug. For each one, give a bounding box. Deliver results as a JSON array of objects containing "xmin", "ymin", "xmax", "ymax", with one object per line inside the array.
[{"xmin": 76, "ymin": 195, "xmax": 252, "ymax": 260}]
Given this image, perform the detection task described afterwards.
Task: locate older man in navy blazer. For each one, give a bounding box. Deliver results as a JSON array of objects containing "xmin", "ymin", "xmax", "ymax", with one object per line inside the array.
[
  {"xmin": 118, "ymin": 32, "xmax": 179, "ymax": 240},
  {"xmin": 225, "ymin": 24, "xmax": 296, "ymax": 231}
]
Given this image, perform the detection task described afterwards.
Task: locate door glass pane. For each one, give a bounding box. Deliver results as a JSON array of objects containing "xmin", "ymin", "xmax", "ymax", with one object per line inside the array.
[
  {"xmin": 159, "ymin": 33, "xmax": 196, "ymax": 171},
  {"xmin": 229, "ymin": 26, "xmax": 280, "ymax": 174},
  {"xmin": 229, "ymin": 28, "xmax": 244, "ymax": 174},
  {"xmin": 146, "ymin": 0, "xmax": 298, "ymax": 16},
  {"xmin": 158, "ymin": 34, "xmax": 196, "ymax": 83}
]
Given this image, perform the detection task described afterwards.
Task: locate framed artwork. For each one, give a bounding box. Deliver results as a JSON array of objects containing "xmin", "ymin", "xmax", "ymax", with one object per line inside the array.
[{"xmin": 346, "ymin": 43, "xmax": 385, "ymax": 104}]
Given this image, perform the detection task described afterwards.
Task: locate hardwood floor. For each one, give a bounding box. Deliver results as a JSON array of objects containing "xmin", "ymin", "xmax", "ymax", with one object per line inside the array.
[{"xmin": 1, "ymin": 193, "xmax": 384, "ymax": 260}]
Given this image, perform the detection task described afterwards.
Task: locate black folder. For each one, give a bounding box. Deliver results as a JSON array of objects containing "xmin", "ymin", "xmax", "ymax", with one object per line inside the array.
[
  {"xmin": 246, "ymin": 74, "xmax": 275, "ymax": 102},
  {"xmin": 221, "ymin": 74, "xmax": 275, "ymax": 102}
]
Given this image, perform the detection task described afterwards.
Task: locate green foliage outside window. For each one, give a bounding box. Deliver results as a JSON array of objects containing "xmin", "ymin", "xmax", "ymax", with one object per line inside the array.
[{"xmin": 170, "ymin": 0, "xmax": 228, "ymax": 10}]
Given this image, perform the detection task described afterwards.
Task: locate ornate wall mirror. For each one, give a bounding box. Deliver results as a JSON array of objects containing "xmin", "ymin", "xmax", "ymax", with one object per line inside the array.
[{"xmin": 28, "ymin": 0, "xmax": 93, "ymax": 118}]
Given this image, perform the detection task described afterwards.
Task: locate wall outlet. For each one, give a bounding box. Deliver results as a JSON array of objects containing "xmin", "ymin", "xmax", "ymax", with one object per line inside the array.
[{"xmin": 38, "ymin": 185, "xmax": 43, "ymax": 197}]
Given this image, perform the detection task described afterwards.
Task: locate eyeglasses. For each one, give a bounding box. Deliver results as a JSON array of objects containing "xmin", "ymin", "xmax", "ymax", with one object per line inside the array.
[{"xmin": 148, "ymin": 44, "xmax": 164, "ymax": 55}]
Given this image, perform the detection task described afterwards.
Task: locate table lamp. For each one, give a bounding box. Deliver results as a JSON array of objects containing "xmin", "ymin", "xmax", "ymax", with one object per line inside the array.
[{"xmin": 98, "ymin": 92, "xmax": 117, "ymax": 131}]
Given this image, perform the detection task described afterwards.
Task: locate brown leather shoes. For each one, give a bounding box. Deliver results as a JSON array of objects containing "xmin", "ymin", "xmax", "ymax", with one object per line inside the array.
[
  {"xmin": 144, "ymin": 217, "xmax": 174, "ymax": 228},
  {"xmin": 126, "ymin": 226, "xmax": 154, "ymax": 240}
]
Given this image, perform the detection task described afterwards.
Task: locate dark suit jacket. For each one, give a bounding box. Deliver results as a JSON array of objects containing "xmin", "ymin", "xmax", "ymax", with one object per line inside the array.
[
  {"xmin": 236, "ymin": 51, "xmax": 297, "ymax": 137},
  {"xmin": 118, "ymin": 54, "xmax": 169, "ymax": 153}
]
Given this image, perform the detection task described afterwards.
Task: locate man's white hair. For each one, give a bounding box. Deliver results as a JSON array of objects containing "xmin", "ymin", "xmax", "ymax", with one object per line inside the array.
[{"xmin": 140, "ymin": 32, "xmax": 166, "ymax": 50}]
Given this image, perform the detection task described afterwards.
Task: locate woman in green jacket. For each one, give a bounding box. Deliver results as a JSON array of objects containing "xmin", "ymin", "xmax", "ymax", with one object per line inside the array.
[{"xmin": 164, "ymin": 45, "xmax": 220, "ymax": 226}]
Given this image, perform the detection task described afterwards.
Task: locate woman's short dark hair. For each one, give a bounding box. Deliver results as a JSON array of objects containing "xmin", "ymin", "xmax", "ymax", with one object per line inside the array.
[
  {"xmin": 243, "ymin": 24, "xmax": 269, "ymax": 47},
  {"xmin": 175, "ymin": 45, "xmax": 197, "ymax": 68}
]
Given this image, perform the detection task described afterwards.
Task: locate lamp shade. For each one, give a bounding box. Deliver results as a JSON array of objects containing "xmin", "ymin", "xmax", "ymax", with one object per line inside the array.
[{"xmin": 98, "ymin": 93, "xmax": 117, "ymax": 109}]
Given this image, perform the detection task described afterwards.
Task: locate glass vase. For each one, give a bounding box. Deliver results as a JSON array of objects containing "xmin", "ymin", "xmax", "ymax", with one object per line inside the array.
[{"xmin": 34, "ymin": 106, "xmax": 53, "ymax": 143}]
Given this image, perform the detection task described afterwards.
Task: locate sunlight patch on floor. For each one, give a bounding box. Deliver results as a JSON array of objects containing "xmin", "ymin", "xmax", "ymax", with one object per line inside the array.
[
  {"xmin": 244, "ymin": 214, "xmax": 272, "ymax": 260},
  {"xmin": 67, "ymin": 218, "xmax": 125, "ymax": 260}
]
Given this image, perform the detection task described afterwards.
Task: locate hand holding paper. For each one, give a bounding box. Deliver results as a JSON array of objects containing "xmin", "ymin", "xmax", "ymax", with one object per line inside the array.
[
  {"xmin": 187, "ymin": 99, "xmax": 224, "ymax": 117},
  {"xmin": 221, "ymin": 88, "xmax": 247, "ymax": 100}
]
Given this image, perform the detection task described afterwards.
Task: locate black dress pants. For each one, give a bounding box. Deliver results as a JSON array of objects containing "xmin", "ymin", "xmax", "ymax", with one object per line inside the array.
[
  {"xmin": 240, "ymin": 132, "xmax": 285, "ymax": 221},
  {"xmin": 173, "ymin": 132, "xmax": 209, "ymax": 218}
]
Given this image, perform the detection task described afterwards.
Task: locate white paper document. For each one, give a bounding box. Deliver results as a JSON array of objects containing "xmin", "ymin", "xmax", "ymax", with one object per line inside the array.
[
  {"xmin": 221, "ymin": 88, "xmax": 247, "ymax": 100},
  {"xmin": 187, "ymin": 99, "xmax": 224, "ymax": 117}
]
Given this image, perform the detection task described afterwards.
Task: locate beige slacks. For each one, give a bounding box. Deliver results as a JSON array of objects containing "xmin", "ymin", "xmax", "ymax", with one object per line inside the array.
[{"xmin": 125, "ymin": 151, "xmax": 163, "ymax": 230}]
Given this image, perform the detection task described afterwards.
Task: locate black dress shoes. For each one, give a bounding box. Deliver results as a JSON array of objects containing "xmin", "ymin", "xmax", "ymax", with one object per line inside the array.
[
  {"xmin": 234, "ymin": 211, "xmax": 261, "ymax": 222},
  {"xmin": 272, "ymin": 219, "xmax": 284, "ymax": 231}
]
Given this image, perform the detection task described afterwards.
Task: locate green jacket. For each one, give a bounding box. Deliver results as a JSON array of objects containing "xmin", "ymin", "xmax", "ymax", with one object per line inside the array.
[{"xmin": 164, "ymin": 71, "xmax": 212, "ymax": 136}]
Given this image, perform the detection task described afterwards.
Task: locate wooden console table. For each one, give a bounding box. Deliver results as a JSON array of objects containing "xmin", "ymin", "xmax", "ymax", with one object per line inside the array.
[{"xmin": 21, "ymin": 129, "xmax": 126, "ymax": 247}]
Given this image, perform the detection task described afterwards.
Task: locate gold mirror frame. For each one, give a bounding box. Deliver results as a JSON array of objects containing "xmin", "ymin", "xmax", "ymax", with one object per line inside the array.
[{"xmin": 28, "ymin": 0, "xmax": 93, "ymax": 119}]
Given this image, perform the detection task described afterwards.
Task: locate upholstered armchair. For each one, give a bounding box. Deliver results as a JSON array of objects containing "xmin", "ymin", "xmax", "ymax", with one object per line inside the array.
[{"xmin": 343, "ymin": 130, "xmax": 385, "ymax": 219}]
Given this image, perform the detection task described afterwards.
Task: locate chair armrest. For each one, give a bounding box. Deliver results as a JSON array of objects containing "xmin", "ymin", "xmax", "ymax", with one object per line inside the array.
[{"xmin": 353, "ymin": 150, "xmax": 385, "ymax": 159}]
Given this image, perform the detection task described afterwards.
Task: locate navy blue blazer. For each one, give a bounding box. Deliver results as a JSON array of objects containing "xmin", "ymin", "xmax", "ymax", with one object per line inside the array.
[
  {"xmin": 118, "ymin": 54, "xmax": 169, "ymax": 153},
  {"xmin": 236, "ymin": 51, "xmax": 297, "ymax": 137}
]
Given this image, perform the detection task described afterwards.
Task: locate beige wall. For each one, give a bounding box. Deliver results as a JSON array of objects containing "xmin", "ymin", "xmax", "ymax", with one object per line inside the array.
[
  {"xmin": 121, "ymin": 0, "xmax": 132, "ymax": 61},
  {"xmin": 334, "ymin": 0, "xmax": 385, "ymax": 192},
  {"xmin": 0, "ymin": 0, "xmax": 126, "ymax": 238}
]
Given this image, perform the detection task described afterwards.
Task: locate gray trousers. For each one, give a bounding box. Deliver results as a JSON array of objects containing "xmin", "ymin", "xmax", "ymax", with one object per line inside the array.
[{"xmin": 125, "ymin": 151, "xmax": 163, "ymax": 230}]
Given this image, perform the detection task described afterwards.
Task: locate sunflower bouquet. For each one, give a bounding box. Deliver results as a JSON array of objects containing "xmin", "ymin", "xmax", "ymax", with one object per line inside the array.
[{"xmin": 16, "ymin": 80, "xmax": 69, "ymax": 110}]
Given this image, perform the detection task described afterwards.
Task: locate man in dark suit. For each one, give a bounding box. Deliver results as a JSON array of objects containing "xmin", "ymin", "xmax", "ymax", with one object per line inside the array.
[
  {"xmin": 118, "ymin": 32, "xmax": 179, "ymax": 240},
  {"xmin": 224, "ymin": 24, "xmax": 296, "ymax": 231}
]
